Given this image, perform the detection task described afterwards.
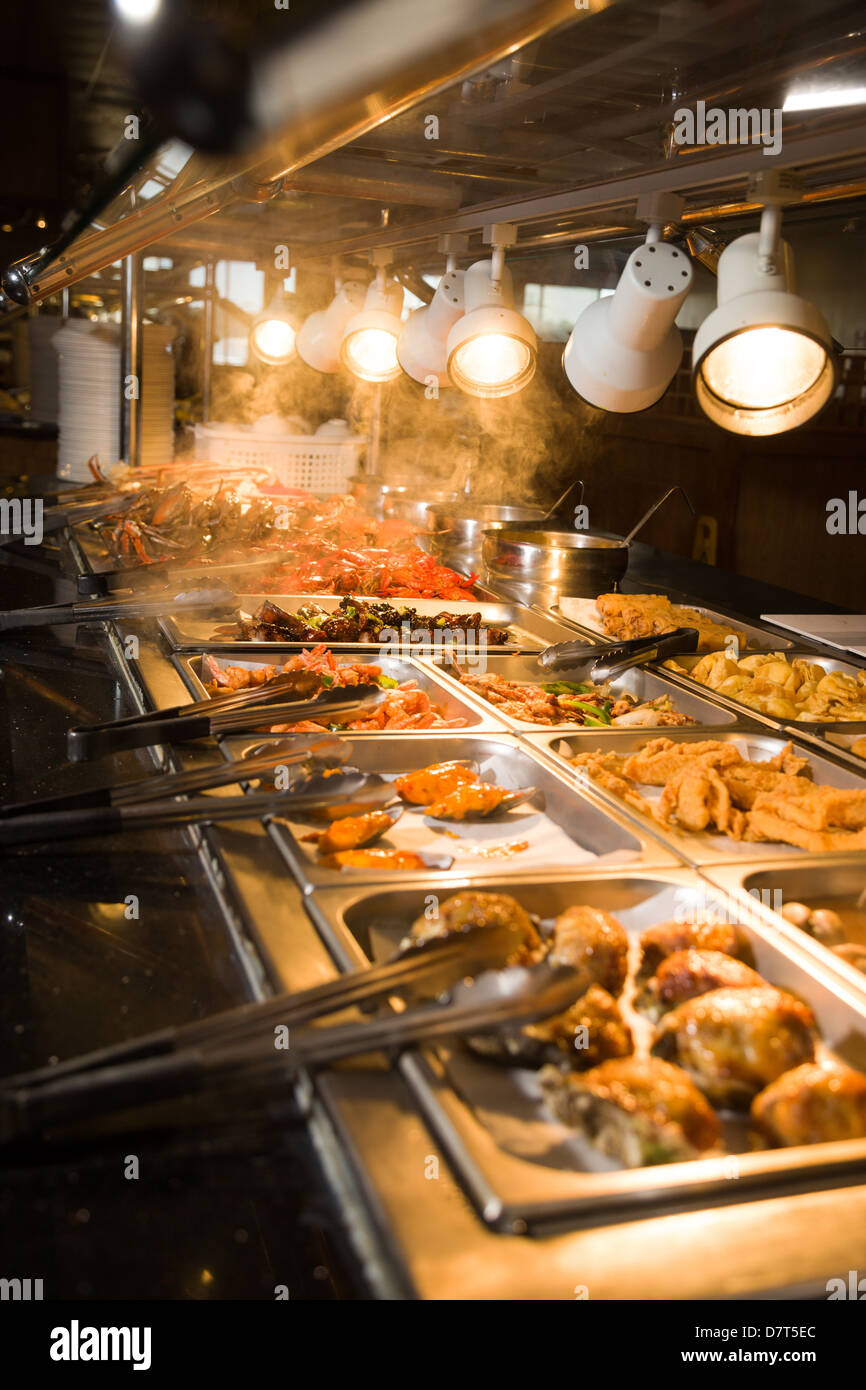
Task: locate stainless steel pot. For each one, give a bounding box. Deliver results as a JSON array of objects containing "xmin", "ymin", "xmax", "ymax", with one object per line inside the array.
[
  {"xmin": 426, "ymin": 502, "xmax": 548, "ymax": 572},
  {"xmin": 482, "ymin": 526, "xmax": 629, "ymax": 601},
  {"xmin": 382, "ymin": 487, "xmax": 460, "ymax": 531}
]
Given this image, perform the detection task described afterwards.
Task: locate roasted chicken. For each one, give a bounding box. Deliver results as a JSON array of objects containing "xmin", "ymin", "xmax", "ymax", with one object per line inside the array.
[
  {"xmin": 652, "ymin": 985, "xmax": 816, "ymax": 1108},
  {"xmin": 539, "ymin": 1056, "xmax": 721, "ymax": 1166},
  {"xmin": 393, "ymin": 761, "xmax": 479, "ymax": 805},
  {"xmin": 752, "ymin": 1061, "xmax": 866, "ymax": 1146},
  {"xmin": 469, "ymin": 984, "xmax": 633, "ymax": 1069},
  {"xmin": 635, "ymin": 948, "xmax": 765, "ymax": 1019},
  {"xmin": 637, "ymin": 918, "xmax": 755, "ymax": 979},
  {"xmin": 403, "ymin": 890, "xmax": 541, "ymax": 957},
  {"xmin": 548, "ymin": 905, "xmax": 629, "ymax": 997}
]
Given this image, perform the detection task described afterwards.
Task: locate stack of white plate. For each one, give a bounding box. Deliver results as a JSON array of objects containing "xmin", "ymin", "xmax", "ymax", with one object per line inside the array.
[
  {"xmin": 53, "ymin": 321, "xmax": 176, "ymax": 481},
  {"xmin": 26, "ymin": 315, "xmax": 61, "ymax": 423}
]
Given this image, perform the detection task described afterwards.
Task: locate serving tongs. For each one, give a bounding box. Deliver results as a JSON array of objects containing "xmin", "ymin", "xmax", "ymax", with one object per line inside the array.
[
  {"xmin": 0, "ymin": 735, "xmax": 348, "ymax": 820},
  {"xmin": 536, "ymin": 626, "xmax": 700, "ymax": 680},
  {"xmin": 0, "ymin": 579, "xmax": 239, "ymax": 632},
  {"xmin": 0, "ymin": 762, "xmax": 393, "ymax": 850},
  {"xmin": 0, "ymin": 949, "xmax": 585, "ymax": 1146},
  {"xmin": 0, "ymin": 490, "xmax": 134, "ymax": 549},
  {"xmin": 66, "ymin": 682, "xmax": 384, "ymax": 761}
]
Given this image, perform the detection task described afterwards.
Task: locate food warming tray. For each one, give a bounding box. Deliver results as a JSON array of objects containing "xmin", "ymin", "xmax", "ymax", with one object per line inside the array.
[
  {"xmin": 304, "ymin": 869, "xmax": 866, "ymax": 1229},
  {"xmin": 160, "ymin": 594, "xmax": 584, "ymax": 654},
  {"xmin": 552, "ymin": 596, "xmax": 795, "ymax": 651},
  {"xmin": 174, "ymin": 650, "xmax": 502, "ymax": 733},
  {"xmin": 418, "ymin": 651, "xmax": 738, "ymax": 731},
  {"xmin": 216, "ymin": 732, "xmax": 674, "ymax": 889},
  {"xmin": 703, "ymin": 857, "xmax": 866, "ymax": 998},
  {"xmin": 656, "ymin": 650, "xmax": 866, "ymax": 732},
  {"xmin": 525, "ymin": 727, "xmax": 866, "ymax": 865}
]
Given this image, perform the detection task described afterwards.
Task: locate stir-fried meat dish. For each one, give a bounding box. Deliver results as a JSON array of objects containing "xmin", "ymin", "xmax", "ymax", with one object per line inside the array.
[
  {"xmin": 394, "ymin": 761, "xmax": 479, "ymax": 804},
  {"xmin": 596, "ymin": 592, "xmax": 747, "ymax": 652},
  {"xmin": 220, "ymin": 595, "xmax": 511, "ymax": 645},
  {"xmin": 548, "ymin": 905, "xmax": 630, "ymax": 997},
  {"xmin": 450, "ymin": 666, "xmax": 694, "ymax": 727},
  {"xmin": 572, "ymin": 736, "xmax": 866, "ymax": 852},
  {"xmin": 635, "ymin": 948, "xmax": 765, "ymax": 1019},
  {"xmin": 539, "ymin": 1056, "xmax": 722, "ymax": 1166},
  {"xmin": 751, "ymin": 1062, "xmax": 866, "ymax": 1146},
  {"xmin": 637, "ymin": 919, "xmax": 756, "ymax": 979},
  {"xmin": 651, "ymin": 986, "xmax": 817, "ymax": 1108},
  {"xmin": 665, "ymin": 650, "xmax": 866, "ymax": 723}
]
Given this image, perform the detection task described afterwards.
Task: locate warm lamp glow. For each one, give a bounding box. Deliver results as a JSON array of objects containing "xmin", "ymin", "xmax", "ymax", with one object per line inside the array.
[
  {"xmin": 249, "ymin": 317, "xmax": 296, "ymax": 365},
  {"xmin": 450, "ymin": 333, "xmax": 532, "ymax": 391},
  {"xmin": 701, "ymin": 327, "xmax": 826, "ymax": 410},
  {"xmin": 342, "ymin": 327, "xmax": 399, "ymax": 381}
]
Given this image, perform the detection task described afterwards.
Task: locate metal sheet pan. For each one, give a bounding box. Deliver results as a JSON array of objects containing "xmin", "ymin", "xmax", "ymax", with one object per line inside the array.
[
  {"xmin": 160, "ymin": 593, "xmax": 584, "ymax": 654},
  {"xmin": 304, "ymin": 868, "xmax": 866, "ymax": 1230},
  {"xmin": 703, "ymin": 857, "xmax": 866, "ymax": 1000},
  {"xmin": 215, "ymin": 732, "xmax": 673, "ymax": 889},
  {"xmin": 552, "ymin": 596, "xmax": 795, "ymax": 651},
  {"xmin": 654, "ymin": 650, "xmax": 865, "ymax": 731},
  {"xmin": 174, "ymin": 650, "xmax": 503, "ymax": 733},
  {"xmin": 525, "ymin": 727, "xmax": 866, "ymax": 865},
  {"xmin": 417, "ymin": 651, "xmax": 738, "ymax": 732}
]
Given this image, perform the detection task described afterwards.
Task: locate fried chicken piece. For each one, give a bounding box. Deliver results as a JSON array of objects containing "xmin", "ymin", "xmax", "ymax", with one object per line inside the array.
[
  {"xmin": 393, "ymin": 761, "xmax": 479, "ymax": 805},
  {"xmin": 595, "ymin": 593, "xmax": 746, "ymax": 652},
  {"xmin": 302, "ymin": 810, "xmax": 395, "ymax": 855},
  {"xmin": 622, "ymin": 737, "xmax": 743, "ymax": 785},
  {"xmin": 751, "ymin": 1062, "xmax": 866, "ymax": 1146},
  {"xmin": 638, "ymin": 919, "xmax": 755, "ymax": 978},
  {"xmin": 748, "ymin": 784, "xmax": 866, "ymax": 833},
  {"xmin": 468, "ymin": 984, "xmax": 633, "ymax": 1069},
  {"xmin": 426, "ymin": 783, "xmax": 510, "ymax": 819},
  {"xmin": 651, "ymin": 986, "xmax": 816, "ymax": 1108},
  {"xmin": 571, "ymin": 750, "xmax": 656, "ymax": 818},
  {"xmin": 744, "ymin": 810, "xmax": 866, "ymax": 853},
  {"xmin": 404, "ymin": 890, "xmax": 541, "ymax": 957},
  {"xmin": 656, "ymin": 765, "xmax": 748, "ymax": 837},
  {"xmin": 539, "ymin": 1056, "xmax": 721, "ymax": 1166},
  {"xmin": 634, "ymin": 948, "xmax": 765, "ymax": 1020},
  {"xmin": 548, "ymin": 904, "xmax": 629, "ymax": 997}
]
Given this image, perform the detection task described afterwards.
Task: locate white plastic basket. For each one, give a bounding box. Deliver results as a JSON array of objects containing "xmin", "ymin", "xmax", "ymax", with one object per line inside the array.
[{"xmin": 193, "ymin": 423, "xmax": 365, "ymax": 493}]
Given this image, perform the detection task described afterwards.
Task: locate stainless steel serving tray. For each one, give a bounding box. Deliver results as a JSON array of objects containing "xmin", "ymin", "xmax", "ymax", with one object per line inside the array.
[
  {"xmin": 703, "ymin": 857, "xmax": 866, "ymax": 1001},
  {"xmin": 417, "ymin": 651, "xmax": 738, "ymax": 732},
  {"xmin": 216, "ymin": 732, "xmax": 674, "ymax": 890},
  {"xmin": 657, "ymin": 650, "xmax": 866, "ymax": 730},
  {"xmin": 160, "ymin": 593, "xmax": 584, "ymax": 655},
  {"xmin": 526, "ymin": 727, "xmax": 866, "ymax": 865},
  {"xmin": 174, "ymin": 650, "xmax": 502, "ymax": 733},
  {"xmin": 305, "ymin": 868, "xmax": 866, "ymax": 1230},
  {"xmin": 552, "ymin": 596, "xmax": 795, "ymax": 652}
]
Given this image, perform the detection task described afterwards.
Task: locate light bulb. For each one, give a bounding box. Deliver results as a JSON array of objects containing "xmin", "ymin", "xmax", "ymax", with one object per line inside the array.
[
  {"xmin": 701, "ymin": 327, "xmax": 826, "ymax": 410},
  {"xmin": 450, "ymin": 333, "xmax": 532, "ymax": 391},
  {"xmin": 249, "ymin": 317, "xmax": 296, "ymax": 365},
  {"xmin": 342, "ymin": 327, "xmax": 399, "ymax": 381}
]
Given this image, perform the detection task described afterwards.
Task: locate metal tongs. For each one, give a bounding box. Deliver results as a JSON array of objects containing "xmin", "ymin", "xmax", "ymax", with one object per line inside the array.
[
  {"xmin": 0, "ymin": 490, "xmax": 133, "ymax": 549},
  {"xmin": 0, "ymin": 937, "xmax": 585, "ymax": 1147},
  {"xmin": 536, "ymin": 626, "xmax": 700, "ymax": 680},
  {"xmin": 66, "ymin": 682, "xmax": 384, "ymax": 761},
  {"xmin": 0, "ymin": 580, "xmax": 238, "ymax": 631}
]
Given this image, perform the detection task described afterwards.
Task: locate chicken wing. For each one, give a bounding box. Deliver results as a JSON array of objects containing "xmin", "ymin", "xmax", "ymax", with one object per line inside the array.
[
  {"xmin": 539, "ymin": 1055, "xmax": 722, "ymax": 1166},
  {"xmin": 751, "ymin": 1061, "xmax": 866, "ymax": 1146},
  {"xmin": 651, "ymin": 985, "xmax": 816, "ymax": 1108}
]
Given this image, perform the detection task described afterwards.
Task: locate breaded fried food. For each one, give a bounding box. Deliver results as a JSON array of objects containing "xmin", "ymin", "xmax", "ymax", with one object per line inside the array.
[
  {"xmin": 638, "ymin": 919, "xmax": 755, "ymax": 978},
  {"xmin": 622, "ymin": 737, "xmax": 743, "ymax": 785},
  {"xmin": 595, "ymin": 593, "xmax": 746, "ymax": 652}
]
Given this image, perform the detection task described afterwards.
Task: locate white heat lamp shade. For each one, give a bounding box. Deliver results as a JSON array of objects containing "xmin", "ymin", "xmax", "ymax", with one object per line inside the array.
[
  {"xmin": 296, "ymin": 281, "xmax": 366, "ymax": 373},
  {"xmin": 397, "ymin": 271, "xmax": 464, "ymax": 386},
  {"xmin": 562, "ymin": 240, "xmax": 693, "ymax": 412},
  {"xmin": 446, "ymin": 261, "xmax": 536, "ymax": 398},
  {"xmin": 249, "ymin": 294, "xmax": 297, "ymax": 366},
  {"xmin": 340, "ymin": 279, "xmax": 403, "ymax": 382},
  {"xmin": 693, "ymin": 233, "xmax": 835, "ymax": 436}
]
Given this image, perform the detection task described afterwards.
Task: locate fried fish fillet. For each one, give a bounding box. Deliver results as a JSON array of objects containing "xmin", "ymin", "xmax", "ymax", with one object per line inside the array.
[{"xmin": 622, "ymin": 737, "xmax": 743, "ymax": 785}]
